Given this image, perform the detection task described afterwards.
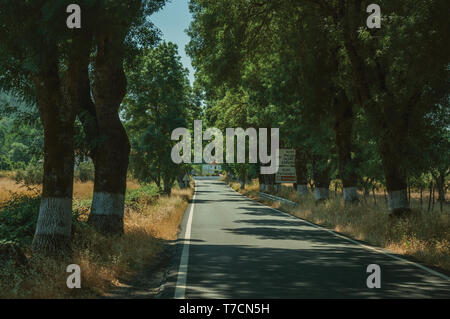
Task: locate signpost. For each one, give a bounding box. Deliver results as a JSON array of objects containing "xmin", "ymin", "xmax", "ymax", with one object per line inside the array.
[{"xmin": 275, "ymin": 149, "xmax": 296, "ymax": 183}]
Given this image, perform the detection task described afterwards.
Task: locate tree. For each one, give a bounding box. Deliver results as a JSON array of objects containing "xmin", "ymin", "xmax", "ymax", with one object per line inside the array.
[
  {"xmin": 0, "ymin": 1, "xmax": 100, "ymax": 254},
  {"xmin": 187, "ymin": 0, "xmax": 449, "ymax": 215},
  {"xmin": 324, "ymin": 0, "xmax": 450, "ymax": 215},
  {"xmin": 83, "ymin": 0, "xmax": 166, "ymax": 234},
  {"xmin": 124, "ymin": 42, "xmax": 194, "ymax": 194},
  {"xmin": 0, "ymin": 0, "xmax": 167, "ymax": 253},
  {"xmin": 0, "ymin": 92, "xmax": 43, "ymax": 169}
]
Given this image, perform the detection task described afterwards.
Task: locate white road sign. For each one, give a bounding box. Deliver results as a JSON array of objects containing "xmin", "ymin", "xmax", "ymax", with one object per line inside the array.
[{"xmin": 276, "ymin": 149, "xmax": 296, "ymax": 183}]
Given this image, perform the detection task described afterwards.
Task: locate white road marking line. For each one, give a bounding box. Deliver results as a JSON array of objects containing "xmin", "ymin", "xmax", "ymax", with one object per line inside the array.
[
  {"xmin": 174, "ymin": 182, "xmax": 196, "ymax": 299},
  {"xmin": 228, "ymin": 184, "xmax": 450, "ymax": 282}
]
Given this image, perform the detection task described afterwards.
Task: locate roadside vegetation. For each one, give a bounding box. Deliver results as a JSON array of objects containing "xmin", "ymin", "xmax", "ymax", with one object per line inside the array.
[
  {"xmin": 0, "ymin": 0, "xmax": 448, "ymax": 299},
  {"xmin": 229, "ymin": 179, "xmax": 450, "ymax": 272},
  {"xmin": 188, "ymin": 0, "xmax": 449, "ymax": 218},
  {"xmin": 191, "ymin": 0, "xmax": 449, "ymax": 273},
  {"xmin": 0, "ymin": 176, "xmax": 192, "ymax": 298},
  {"xmin": 0, "ymin": 1, "xmax": 198, "ymax": 298}
]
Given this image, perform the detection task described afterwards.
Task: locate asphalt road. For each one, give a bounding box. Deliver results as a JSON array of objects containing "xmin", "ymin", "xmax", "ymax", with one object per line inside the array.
[{"xmin": 165, "ymin": 177, "xmax": 450, "ymax": 299}]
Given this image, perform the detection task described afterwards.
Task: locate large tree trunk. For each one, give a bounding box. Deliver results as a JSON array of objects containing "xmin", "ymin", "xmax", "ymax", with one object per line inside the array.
[
  {"xmin": 164, "ymin": 186, "xmax": 172, "ymax": 196},
  {"xmin": 295, "ymin": 147, "xmax": 309, "ymax": 196},
  {"xmin": 260, "ymin": 173, "xmax": 267, "ymax": 192},
  {"xmin": 266, "ymin": 173, "xmax": 276, "ymax": 193},
  {"xmin": 258, "ymin": 171, "xmax": 264, "ymax": 192},
  {"xmin": 89, "ymin": 34, "xmax": 130, "ymax": 235},
  {"xmin": 78, "ymin": 75, "xmax": 99, "ymax": 161},
  {"xmin": 177, "ymin": 175, "xmax": 184, "ymax": 189},
  {"xmin": 239, "ymin": 165, "xmax": 247, "ymax": 189},
  {"xmin": 312, "ymin": 155, "xmax": 331, "ymax": 204},
  {"xmin": 32, "ymin": 56, "xmax": 76, "ymax": 256},
  {"xmin": 432, "ymin": 171, "xmax": 446, "ymax": 213},
  {"xmin": 163, "ymin": 170, "xmax": 174, "ymax": 195},
  {"xmin": 379, "ymin": 138, "xmax": 410, "ymax": 217},
  {"xmin": 333, "ymin": 93, "xmax": 359, "ymax": 204},
  {"xmin": 32, "ymin": 32, "xmax": 93, "ymax": 256}
]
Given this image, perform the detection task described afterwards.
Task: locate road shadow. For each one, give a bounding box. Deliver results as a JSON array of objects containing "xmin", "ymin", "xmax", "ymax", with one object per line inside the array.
[
  {"xmin": 182, "ymin": 243, "xmax": 450, "ymax": 298},
  {"xmin": 234, "ymin": 218, "xmax": 309, "ymax": 228},
  {"xmin": 222, "ymin": 225, "xmax": 349, "ymax": 245},
  {"xmin": 238, "ymin": 206, "xmax": 289, "ymax": 218}
]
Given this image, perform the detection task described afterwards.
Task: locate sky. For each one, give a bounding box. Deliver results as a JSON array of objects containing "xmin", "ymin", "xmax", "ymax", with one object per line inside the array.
[{"xmin": 151, "ymin": 0, "xmax": 195, "ymax": 85}]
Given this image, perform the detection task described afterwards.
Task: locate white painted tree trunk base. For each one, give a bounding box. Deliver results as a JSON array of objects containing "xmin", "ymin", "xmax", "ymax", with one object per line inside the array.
[
  {"xmin": 90, "ymin": 192, "xmax": 125, "ymax": 217},
  {"xmin": 32, "ymin": 197, "xmax": 72, "ymax": 254},
  {"xmin": 89, "ymin": 192, "xmax": 125, "ymax": 234},
  {"xmin": 343, "ymin": 187, "xmax": 359, "ymax": 203},
  {"xmin": 35, "ymin": 197, "xmax": 72, "ymax": 236},
  {"xmin": 297, "ymin": 185, "xmax": 309, "ymax": 196},
  {"xmin": 315, "ymin": 187, "xmax": 330, "ymax": 202},
  {"xmin": 388, "ymin": 189, "xmax": 410, "ymax": 213}
]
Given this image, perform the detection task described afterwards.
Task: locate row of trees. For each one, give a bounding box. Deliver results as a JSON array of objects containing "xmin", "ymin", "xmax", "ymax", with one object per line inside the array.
[
  {"xmin": 0, "ymin": 0, "xmax": 169, "ymax": 255},
  {"xmin": 186, "ymin": 0, "xmax": 449, "ymax": 215},
  {"xmin": 123, "ymin": 42, "xmax": 200, "ymax": 195},
  {"xmin": 0, "ymin": 92, "xmax": 43, "ymax": 170}
]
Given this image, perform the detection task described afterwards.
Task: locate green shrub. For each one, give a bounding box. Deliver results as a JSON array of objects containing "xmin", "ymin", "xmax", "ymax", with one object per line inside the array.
[
  {"xmin": 0, "ymin": 195, "xmax": 41, "ymax": 247},
  {"xmin": 0, "ymin": 195, "xmax": 82, "ymax": 248},
  {"xmin": 75, "ymin": 161, "xmax": 95, "ymax": 182},
  {"xmin": 125, "ymin": 184, "xmax": 159, "ymax": 209},
  {"xmin": 14, "ymin": 163, "xmax": 43, "ymax": 186},
  {"xmin": 0, "ymin": 155, "xmax": 12, "ymax": 171}
]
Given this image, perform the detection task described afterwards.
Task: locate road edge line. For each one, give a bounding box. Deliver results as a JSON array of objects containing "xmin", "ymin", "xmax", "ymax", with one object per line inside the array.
[{"xmin": 174, "ymin": 181, "xmax": 196, "ymax": 299}]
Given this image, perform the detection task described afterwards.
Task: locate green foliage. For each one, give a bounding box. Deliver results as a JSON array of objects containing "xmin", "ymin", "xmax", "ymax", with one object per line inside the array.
[
  {"xmin": 0, "ymin": 195, "xmax": 83, "ymax": 248},
  {"xmin": 125, "ymin": 184, "xmax": 160, "ymax": 210},
  {"xmin": 187, "ymin": 0, "xmax": 449, "ymax": 201},
  {"xmin": 124, "ymin": 42, "xmax": 197, "ymax": 192},
  {"xmin": 75, "ymin": 161, "xmax": 95, "ymax": 183},
  {"xmin": 0, "ymin": 92, "xmax": 43, "ymax": 170},
  {"xmin": 8, "ymin": 143, "xmax": 29, "ymax": 167},
  {"xmin": 14, "ymin": 163, "xmax": 43, "ymax": 186},
  {"xmin": 0, "ymin": 195, "xmax": 41, "ymax": 247}
]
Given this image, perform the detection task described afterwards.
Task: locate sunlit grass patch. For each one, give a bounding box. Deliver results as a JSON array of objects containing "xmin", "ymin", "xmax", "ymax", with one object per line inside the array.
[
  {"xmin": 0, "ymin": 173, "xmax": 142, "ymax": 205},
  {"xmin": 0, "ymin": 177, "xmax": 39, "ymax": 206}
]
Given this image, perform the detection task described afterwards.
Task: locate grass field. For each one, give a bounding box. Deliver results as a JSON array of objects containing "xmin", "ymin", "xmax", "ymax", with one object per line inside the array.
[
  {"xmin": 0, "ymin": 175, "xmax": 192, "ymax": 298},
  {"xmin": 230, "ymin": 179, "xmax": 450, "ymax": 273},
  {"xmin": 0, "ymin": 177, "xmax": 141, "ymax": 206}
]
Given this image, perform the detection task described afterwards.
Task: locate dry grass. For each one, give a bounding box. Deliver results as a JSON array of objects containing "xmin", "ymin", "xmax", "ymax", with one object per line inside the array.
[
  {"xmin": 0, "ymin": 177, "xmax": 141, "ymax": 204},
  {"xmin": 0, "ymin": 176, "xmax": 192, "ymax": 299},
  {"xmin": 231, "ymin": 179, "xmax": 450, "ymax": 272},
  {"xmin": 0, "ymin": 178, "xmax": 38, "ymax": 205},
  {"xmin": 72, "ymin": 180, "xmax": 141, "ymax": 201},
  {"xmin": 123, "ymin": 187, "xmax": 192, "ymax": 241},
  {"xmin": 0, "ymin": 171, "xmax": 12, "ymax": 179}
]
